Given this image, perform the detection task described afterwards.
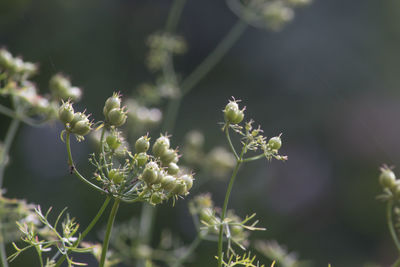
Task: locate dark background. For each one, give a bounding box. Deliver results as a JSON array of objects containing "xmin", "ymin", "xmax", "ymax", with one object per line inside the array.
[{"xmin": 1, "ymin": 0, "xmax": 400, "ymax": 266}]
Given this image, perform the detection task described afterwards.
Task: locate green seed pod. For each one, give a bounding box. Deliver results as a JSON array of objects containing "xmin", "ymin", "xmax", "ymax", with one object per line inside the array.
[
  {"xmin": 150, "ymin": 192, "xmax": 163, "ymax": 205},
  {"xmin": 0, "ymin": 49, "xmax": 14, "ymax": 70},
  {"xmin": 180, "ymin": 174, "xmax": 193, "ymax": 191},
  {"xmin": 268, "ymin": 136, "xmax": 282, "ymax": 150},
  {"xmin": 153, "ymin": 135, "xmax": 170, "ymax": 158},
  {"xmin": 380, "ymin": 167, "xmax": 396, "ymax": 189},
  {"xmin": 106, "ymin": 134, "xmax": 122, "ymax": 150},
  {"xmin": 135, "ymin": 136, "xmax": 150, "ymax": 153},
  {"xmin": 141, "ymin": 162, "xmax": 159, "ymax": 185},
  {"xmin": 231, "ymin": 224, "xmax": 243, "ymax": 236},
  {"xmin": 69, "ymin": 112, "xmax": 87, "ymax": 128},
  {"xmin": 224, "ymin": 101, "xmax": 244, "ymax": 124},
  {"xmin": 107, "ymin": 108, "xmax": 127, "ymax": 127},
  {"xmin": 160, "ymin": 148, "xmax": 177, "ymax": 165},
  {"xmin": 199, "ymin": 207, "xmax": 214, "ymax": 223},
  {"xmin": 58, "ymin": 101, "xmax": 74, "ymax": 124},
  {"xmin": 108, "ymin": 169, "xmax": 125, "ymax": 184},
  {"xmin": 71, "ymin": 120, "xmax": 91, "ymax": 136},
  {"xmin": 171, "ymin": 179, "xmax": 187, "ymax": 195},
  {"xmin": 103, "ymin": 93, "xmax": 121, "ymax": 116},
  {"xmin": 167, "ymin": 162, "xmax": 179, "ymax": 175},
  {"xmin": 160, "ymin": 175, "xmax": 176, "ymax": 191},
  {"xmin": 136, "ymin": 152, "xmax": 148, "ymax": 167}
]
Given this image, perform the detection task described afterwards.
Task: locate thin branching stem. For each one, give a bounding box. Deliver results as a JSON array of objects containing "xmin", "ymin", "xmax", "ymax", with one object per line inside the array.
[
  {"xmin": 0, "ymin": 104, "xmax": 45, "ymax": 127},
  {"xmin": 0, "ymin": 242, "xmax": 8, "ymax": 267},
  {"xmin": 388, "ymin": 201, "xmax": 400, "ymax": 253},
  {"xmin": 0, "ymin": 117, "xmax": 19, "ymax": 187},
  {"xmin": 242, "ymin": 153, "xmax": 265, "ymax": 163},
  {"xmin": 225, "ymin": 125, "xmax": 239, "ymax": 160},
  {"xmin": 54, "ymin": 196, "xmax": 111, "ymax": 267},
  {"xmin": 100, "ymin": 198, "xmax": 120, "ymax": 267},
  {"xmin": 181, "ymin": 20, "xmax": 247, "ymax": 96},
  {"xmin": 165, "ymin": 0, "xmax": 187, "ymax": 32},
  {"xmin": 65, "ymin": 132, "xmax": 107, "ymax": 194}
]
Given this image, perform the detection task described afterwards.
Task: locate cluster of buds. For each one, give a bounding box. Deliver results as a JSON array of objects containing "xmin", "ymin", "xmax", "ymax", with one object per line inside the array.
[
  {"xmin": 49, "ymin": 74, "xmax": 82, "ymax": 101},
  {"xmin": 95, "ymin": 133, "xmax": 194, "ymax": 205},
  {"xmin": 224, "ymin": 99, "xmax": 245, "ymax": 125},
  {"xmin": 0, "ymin": 49, "xmax": 62, "ymax": 119},
  {"xmin": 146, "ymin": 32, "xmax": 187, "ymax": 71},
  {"xmin": 378, "ymin": 166, "xmax": 400, "ymax": 199},
  {"xmin": 103, "ymin": 93, "xmax": 127, "ymax": 127},
  {"xmin": 223, "ymin": 98, "xmax": 287, "ymax": 162},
  {"xmin": 59, "ymin": 100, "xmax": 92, "ymax": 139},
  {"xmin": 0, "ymin": 48, "xmax": 37, "ymax": 80},
  {"xmin": 227, "ymin": 0, "xmax": 311, "ymax": 31}
]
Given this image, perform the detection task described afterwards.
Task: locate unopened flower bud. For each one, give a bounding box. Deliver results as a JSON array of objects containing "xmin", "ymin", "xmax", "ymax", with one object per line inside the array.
[
  {"xmin": 224, "ymin": 100, "xmax": 244, "ymax": 124},
  {"xmin": 268, "ymin": 136, "xmax": 282, "ymax": 150},
  {"xmin": 103, "ymin": 93, "xmax": 121, "ymax": 116},
  {"xmin": 135, "ymin": 136, "xmax": 150, "ymax": 153},
  {"xmin": 58, "ymin": 101, "xmax": 74, "ymax": 124},
  {"xmin": 141, "ymin": 162, "xmax": 160, "ymax": 185},
  {"xmin": 153, "ymin": 135, "xmax": 170, "ymax": 157},
  {"xmin": 380, "ymin": 167, "xmax": 396, "ymax": 189}
]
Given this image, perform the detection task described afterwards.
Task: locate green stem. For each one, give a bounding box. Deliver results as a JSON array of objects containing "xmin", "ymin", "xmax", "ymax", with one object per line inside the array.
[
  {"xmin": 388, "ymin": 201, "xmax": 400, "ymax": 253},
  {"xmin": 393, "ymin": 258, "xmax": 400, "ymax": 267},
  {"xmin": 65, "ymin": 132, "xmax": 107, "ymax": 194},
  {"xmin": 225, "ymin": 125, "xmax": 239, "ymax": 160},
  {"xmin": 217, "ymin": 159, "xmax": 242, "ymax": 267},
  {"xmin": 161, "ymin": 97, "xmax": 182, "ymax": 133},
  {"xmin": 0, "ymin": 104, "xmax": 44, "ymax": 127},
  {"xmin": 100, "ymin": 199, "xmax": 120, "ymax": 267},
  {"xmin": 172, "ymin": 234, "xmax": 202, "ymax": 267},
  {"xmin": 0, "ymin": 242, "xmax": 8, "ymax": 267},
  {"xmin": 0, "ymin": 117, "xmax": 20, "ymax": 188},
  {"xmin": 54, "ymin": 196, "xmax": 111, "ymax": 267},
  {"xmin": 165, "ymin": 0, "xmax": 187, "ymax": 32},
  {"xmin": 181, "ymin": 20, "xmax": 247, "ymax": 96},
  {"xmin": 34, "ymin": 247, "xmax": 43, "ymax": 267},
  {"xmin": 242, "ymin": 153, "xmax": 265, "ymax": 163}
]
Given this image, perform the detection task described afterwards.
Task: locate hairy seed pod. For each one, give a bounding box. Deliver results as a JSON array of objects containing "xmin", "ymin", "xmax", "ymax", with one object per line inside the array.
[
  {"xmin": 141, "ymin": 162, "xmax": 159, "ymax": 185},
  {"xmin": 108, "ymin": 169, "xmax": 125, "ymax": 184},
  {"xmin": 136, "ymin": 152, "xmax": 148, "ymax": 167},
  {"xmin": 69, "ymin": 112, "xmax": 87, "ymax": 128},
  {"xmin": 135, "ymin": 136, "xmax": 150, "ymax": 153},
  {"xmin": 103, "ymin": 93, "xmax": 121, "ymax": 116},
  {"xmin": 71, "ymin": 120, "xmax": 91, "ymax": 136},
  {"xmin": 268, "ymin": 136, "xmax": 282, "ymax": 150},
  {"xmin": 107, "ymin": 108, "xmax": 127, "ymax": 127},
  {"xmin": 106, "ymin": 134, "xmax": 122, "ymax": 150},
  {"xmin": 180, "ymin": 174, "xmax": 193, "ymax": 191},
  {"xmin": 167, "ymin": 162, "xmax": 179, "ymax": 175},
  {"xmin": 160, "ymin": 148, "xmax": 177, "ymax": 165},
  {"xmin": 160, "ymin": 175, "xmax": 176, "ymax": 191},
  {"xmin": 171, "ymin": 179, "xmax": 187, "ymax": 195},
  {"xmin": 224, "ymin": 101, "xmax": 244, "ymax": 124},
  {"xmin": 58, "ymin": 101, "xmax": 74, "ymax": 124},
  {"xmin": 153, "ymin": 135, "xmax": 170, "ymax": 157},
  {"xmin": 379, "ymin": 167, "xmax": 396, "ymax": 189}
]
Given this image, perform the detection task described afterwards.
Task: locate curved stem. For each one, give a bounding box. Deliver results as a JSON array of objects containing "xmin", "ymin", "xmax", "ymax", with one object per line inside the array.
[
  {"xmin": 165, "ymin": 0, "xmax": 187, "ymax": 32},
  {"xmin": 181, "ymin": 20, "xmax": 247, "ymax": 96},
  {"xmin": 54, "ymin": 196, "xmax": 111, "ymax": 267},
  {"xmin": 172, "ymin": 234, "xmax": 202, "ymax": 267},
  {"xmin": 242, "ymin": 153, "xmax": 265, "ymax": 163},
  {"xmin": 388, "ymin": 201, "xmax": 400, "ymax": 253},
  {"xmin": 0, "ymin": 117, "xmax": 19, "ymax": 188},
  {"xmin": 225, "ymin": 125, "xmax": 239, "ymax": 160},
  {"xmin": 100, "ymin": 199, "xmax": 120, "ymax": 267},
  {"xmin": 217, "ymin": 160, "xmax": 242, "ymax": 267},
  {"xmin": 65, "ymin": 132, "xmax": 107, "ymax": 194}
]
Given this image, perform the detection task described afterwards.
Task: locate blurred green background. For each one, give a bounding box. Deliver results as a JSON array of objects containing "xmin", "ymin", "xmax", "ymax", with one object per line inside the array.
[{"xmin": 1, "ymin": 0, "xmax": 400, "ymax": 266}]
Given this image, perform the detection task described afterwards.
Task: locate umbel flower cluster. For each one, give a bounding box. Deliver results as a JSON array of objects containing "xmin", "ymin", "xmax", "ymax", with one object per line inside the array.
[
  {"xmin": 0, "ymin": 48, "xmax": 83, "ymax": 124},
  {"xmin": 59, "ymin": 92, "xmax": 194, "ymax": 205}
]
